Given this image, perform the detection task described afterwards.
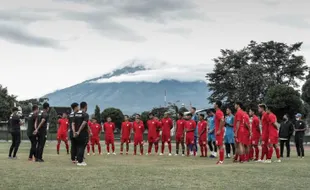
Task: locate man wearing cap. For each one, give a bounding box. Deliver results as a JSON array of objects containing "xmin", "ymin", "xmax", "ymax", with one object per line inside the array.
[
  {"xmin": 8, "ymin": 107, "xmax": 23, "ymax": 159},
  {"xmin": 294, "ymin": 113, "xmax": 307, "ymax": 158}
]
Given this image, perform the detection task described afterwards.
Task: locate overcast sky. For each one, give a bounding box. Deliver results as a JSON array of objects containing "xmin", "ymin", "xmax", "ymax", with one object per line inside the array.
[{"xmin": 0, "ymin": 0, "xmax": 310, "ymax": 100}]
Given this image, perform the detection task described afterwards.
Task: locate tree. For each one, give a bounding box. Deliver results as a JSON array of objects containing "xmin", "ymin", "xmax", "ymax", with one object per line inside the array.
[
  {"xmin": 48, "ymin": 107, "xmax": 58, "ymax": 133},
  {"xmin": 178, "ymin": 107, "xmax": 188, "ymax": 114},
  {"xmin": 0, "ymin": 85, "xmax": 17, "ymax": 121},
  {"xmin": 94, "ymin": 105, "xmax": 101, "ymax": 122},
  {"xmin": 264, "ymin": 85, "xmax": 303, "ymax": 120},
  {"xmin": 151, "ymin": 107, "xmax": 169, "ymax": 119},
  {"xmin": 302, "ymin": 79, "xmax": 310, "ymax": 105},
  {"xmin": 101, "ymin": 107, "xmax": 124, "ymax": 129},
  {"xmin": 206, "ymin": 41, "xmax": 309, "ymax": 105},
  {"xmin": 140, "ymin": 111, "xmax": 150, "ymax": 128}
]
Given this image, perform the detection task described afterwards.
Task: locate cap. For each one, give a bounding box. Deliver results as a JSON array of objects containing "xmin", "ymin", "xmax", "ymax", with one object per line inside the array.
[{"xmin": 295, "ymin": 113, "xmax": 302, "ymax": 118}]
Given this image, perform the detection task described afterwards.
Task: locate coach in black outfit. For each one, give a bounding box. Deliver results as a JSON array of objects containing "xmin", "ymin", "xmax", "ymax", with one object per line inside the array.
[
  {"xmin": 69, "ymin": 102, "xmax": 79, "ymax": 163},
  {"xmin": 33, "ymin": 102, "xmax": 50, "ymax": 162},
  {"xmin": 73, "ymin": 102, "xmax": 91, "ymax": 166},
  {"xmin": 27, "ymin": 105, "xmax": 39, "ymax": 160},
  {"xmin": 294, "ymin": 113, "xmax": 307, "ymax": 158},
  {"xmin": 8, "ymin": 107, "xmax": 23, "ymax": 159},
  {"xmin": 279, "ymin": 114, "xmax": 294, "ymax": 158}
]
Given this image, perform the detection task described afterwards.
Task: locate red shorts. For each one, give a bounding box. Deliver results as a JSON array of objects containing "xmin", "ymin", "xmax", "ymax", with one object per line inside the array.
[
  {"xmin": 121, "ymin": 137, "xmax": 131, "ymax": 143},
  {"xmin": 57, "ymin": 133, "xmax": 68, "ymax": 141},
  {"xmin": 268, "ymin": 136, "xmax": 279, "ymax": 145},
  {"xmin": 148, "ymin": 135, "xmax": 157, "ymax": 143},
  {"xmin": 91, "ymin": 137, "xmax": 100, "ymax": 145},
  {"xmin": 162, "ymin": 134, "xmax": 171, "ymax": 143},
  {"xmin": 186, "ymin": 135, "xmax": 194, "ymax": 145},
  {"xmin": 105, "ymin": 136, "xmax": 114, "ymax": 144},
  {"xmin": 251, "ymin": 136, "xmax": 260, "ymax": 145},
  {"xmin": 199, "ymin": 137, "xmax": 207, "ymax": 146},
  {"xmin": 134, "ymin": 137, "xmax": 144, "ymax": 145},
  {"xmin": 175, "ymin": 135, "xmax": 184, "ymax": 143},
  {"xmin": 216, "ymin": 134, "xmax": 224, "ymax": 146},
  {"xmin": 261, "ymin": 137, "xmax": 269, "ymax": 145},
  {"xmin": 240, "ymin": 134, "xmax": 250, "ymax": 145}
]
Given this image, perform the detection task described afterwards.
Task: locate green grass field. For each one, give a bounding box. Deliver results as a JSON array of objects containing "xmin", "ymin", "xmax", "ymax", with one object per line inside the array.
[{"xmin": 0, "ymin": 141, "xmax": 309, "ymax": 190}]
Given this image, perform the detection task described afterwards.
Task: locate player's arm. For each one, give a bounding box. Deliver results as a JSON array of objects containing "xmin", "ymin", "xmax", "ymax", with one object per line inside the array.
[
  {"xmin": 200, "ymin": 123, "xmax": 207, "ymax": 137},
  {"xmin": 34, "ymin": 115, "xmax": 46, "ymax": 134},
  {"xmin": 235, "ymin": 120, "xmax": 240, "ymax": 137},
  {"xmin": 76, "ymin": 113, "xmax": 89, "ymax": 135},
  {"xmin": 217, "ymin": 115, "xmax": 224, "ymax": 135}
]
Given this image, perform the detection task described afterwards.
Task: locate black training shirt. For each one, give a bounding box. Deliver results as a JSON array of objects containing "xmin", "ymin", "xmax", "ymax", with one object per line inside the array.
[
  {"xmin": 37, "ymin": 111, "xmax": 49, "ymax": 133},
  {"xmin": 27, "ymin": 112, "xmax": 37, "ymax": 137},
  {"xmin": 73, "ymin": 110, "xmax": 89, "ymax": 136},
  {"xmin": 295, "ymin": 120, "xmax": 307, "ymax": 134},
  {"xmin": 9, "ymin": 113, "xmax": 21, "ymax": 133}
]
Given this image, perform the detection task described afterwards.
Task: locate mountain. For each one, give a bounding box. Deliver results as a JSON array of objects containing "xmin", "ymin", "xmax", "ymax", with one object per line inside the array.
[{"xmin": 44, "ymin": 61, "xmax": 211, "ymax": 114}]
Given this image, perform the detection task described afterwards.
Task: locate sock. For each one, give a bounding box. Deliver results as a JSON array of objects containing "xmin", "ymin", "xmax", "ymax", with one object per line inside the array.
[
  {"xmin": 120, "ymin": 144, "xmax": 124, "ymax": 153},
  {"xmin": 56, "ymin": 141, "xmax": 60, "ymax": 152},
  {"xmin": 168, "ymin": 143, "xmax": 172, "ymax": 153},
  {"xmin": 65, "ymin": 141, "xmax": 69, "ymax": 152},
  {"xmin": 194, "ymin": 151, "xmax": 196, "ymax": 156},
  {"xmin": 107, "ymin": 144, "xmax": 110, "ymax": 153},
  {"xmin": 87, "ymin": 144, "xmax": 90, "ymax": 153},
  {"xmin": 182, "ymin": 149, "xmax": 185, "ymax": 155},
  {"xmin": 275, "ymin": 147, "xmax": 280, "ymax": 159},
  {"xmin": 234, "ymin": 154, "xmax": 239, "ymax": 161},
  {"xmin": 255, "ymin": 146, "xmax": 259, "ymax": 160},
  {"xmin": 187, "ymin": 148, "xmax": 190, "ymax": 156},
  {"xmin": 92, "ymin": 145, "xmax": 95, "ymax": 153},
  {"xmin": 161, "ymin": 143, "xmax": 165, "ymax": 154},
  {"xmin": 176, "ymin": 148, "xmax": 179, "ymax": 154},
  {"xmin": 134, "ymin": 146, "xmax": 137, "ymax": 155},
  {"xmin": 245, "ymin": 153, "xmax": 248, "ymax": 161},
  {"xmin": 219, "ymin": 148, "xmax": 224, "ymax": 162},
  {"xmin": 98, "ymin": 144, "xmax": 101, "ymax": 154},
  {"xmin": 200, "ymin": 145, "xmax": 203, "ymax": 156},
  {"xmin": 204, "ymin": 145, "xmax": 208, "ymax": 157},
  {"xmin": 268, "ymin": 147, "xmax": 273, "ymax": 160},
  {"xmin": 140, "ymin": 145, "xmax": 144, "ymax": 155},
  {"xmin": 261, "ymin": 145, "xmax": 267, "ymax": 160},
  {"xmin": 112, "ymin": 144, "xmax": 115, "ymax": 152},
  {"xmin": 155, "ymin": 143, "xmax": 159, "ymax": 153},
  {"xmin": 148, "ymin": 143, "xmax": 153, "ymax": 154},
  {"xmin": 249, "ymin": 147, "xmax": 254, "ymax": 160}
]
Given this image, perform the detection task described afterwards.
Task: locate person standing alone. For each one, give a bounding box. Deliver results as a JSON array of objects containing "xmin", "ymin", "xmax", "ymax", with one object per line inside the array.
[
  {"xmin": 8, "ymin": 107, "xmax": 23, "ymax": 159},
  {"xmin": 279, "ymin": 114, "xmax": 294, "ymax": 158},
  {"xmin": 294, "ymin": 113, "xmax": 307, "ymax": 158}
]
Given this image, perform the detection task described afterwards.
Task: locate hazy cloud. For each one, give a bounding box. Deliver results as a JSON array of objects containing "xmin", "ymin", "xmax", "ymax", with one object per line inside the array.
[
  {"xmin": 0, "ymin": 9, "xmax": 51, "ymax": 24},
  {"xmin": 159, "ymin": 28, "xmax": 192, "ymax": 37},
  {"xmin": 263, "ymin": 14, "xmax": 310, "ymax": 29},
  {"xmin": 0, "ymin": 24, "xmax": 63, "ymax": 49}
]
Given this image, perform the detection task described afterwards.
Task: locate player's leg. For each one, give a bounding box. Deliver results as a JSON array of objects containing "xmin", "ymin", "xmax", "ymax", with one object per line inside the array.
[
  {"xmin": 91, "ymin": 138, "xmax": 95, "ymax": 155},
  {"xmin": 273, "ymin": 143, "xmax": 281, "ymax": 162},
  {"xmin": 120, "ymin": 140, "xmax": 124, "ymax": 155},
  {"xmin": 199, "ymin": 140, "xmax": 204, "ymax": 157},
  {"xmin": 155, "ymin": 140, "xmax": 159, "ymax": 154},
  {"xmin": 86, "ymin": 140, "xmax": 90, "ymax": 155},
  {"xmin": 140, "ymin": 141, "xmax": 144, "ymax": 155},
  {"xmin": 300, "ymin": 135, "xmax": 305, "ymax": 158},
  {"xmin": 63, "ymin": 134, "xmax": 69, "ymax": 154},
  {"xmin": 224, "ymin": 135, "xmax": 230, "ymax": 158},
  {"xmin": 160, "ymin": 137, "xmax": 165, "ymax": 155},
  {"xmin": 12, "ymin": 132, "xmax": 21, "ymax": 158},
  {"xmin": 56, "ymin": 134, "xmax": 61, "ymax": 154},
  {"xmin": 295, "ymin": 134, "xmax": 301, "ymax": 157},
  {"xmin": 168, "ymin": 138, "xmax": 172, "ymax": 155},
  {"xmin": 148, "ymin": 138, "xmax": 153, "ymax": 155},
  {"xmin": 285, "ymin": 139, "xmax": 290, "ymax": 158},
  {"xmin": 260, "ymin": 139, "xmax": 268, "ymax": 161},
  {"xmin": 266, "ymin": 143, "xmax": 273, "ymax": 163},
  {"xmin": 213, "ymin": 141, "xmax": 217, "ymax": 157},
  {"xmin": 280, "ymin": 140, "xmax": 284, "ymax": 158},
  {"xmin": 106, "ymin": 140, "xmax": 110, "ymax": 154},
  {"xmin": 97, "ymin": 139, "xmax": 102, "ymax": 155},
  {"xmin": 126, "ymin": 139, "xmax": 130, "ymax": 154},
  {"xmin": 175, "ymin": 136, "xmax": 180, "ymax": 155},
  {"xmin": 8, "ymin": 133, "xmax": 16, "ymax": 158},
  {"xmin": 208, "ymin": 140, "xmax": 214, "ymax": 157},
  {"xmin": 71, "ymin": 138, "xmax": 77, "ymax": 163},
  {"xmin": 181, "ymin": 138, "xmax": 185, "ymax": 156},
  {"xmin": 133, "ymin": 139, "xmax": 137, "ymax": 155}
]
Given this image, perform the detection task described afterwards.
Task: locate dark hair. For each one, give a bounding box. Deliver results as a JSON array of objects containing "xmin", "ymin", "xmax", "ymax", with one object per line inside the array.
[
  {"xmin": 136, "ymin": 114, "xmax": 141, "ymax": 117},
  {"xmin": 178, "ymin": 112, "xmax": 184, "ymax": 117},
  {"xmin": 191, "ymin": 107, "xmax": 196, "ymax": 111},
  {"xmin": 80, "ymin": 102, "xmax": 87, "ymax": 109},
  {"xmin": 187, "ymin": 113, "xmax": 193, "ymax": 117},
  {"xmin": 199, "ymin": 114, "xmax": 205, "ymax": 118},
  {"xmin": 106, "ymin": 116, "xmax": 111, "ymax": 119},
  {"xmin": 148, "ymin": 113, "xmax": 154, "ymax": 116},
  {"xmin": 12, "ymin": 107, "xmax": 18, "ymax": 112},
  {"xmin": 63, "ymin": 112, "xmax": 68, "ymax": 115},
  {"xmin": 267, "ymin": 105, "xmax": 275, "ymax": 112},
  {"xmin": 43, "ymin": 102, "xmax": 50, "ymax": 109},
  {"xmin": 249, "ymin": 107, "xmax": 256, "ymax": 113},
  {"xmin": 235, "ymin": 101, "xmax": 243, "ymax": 109},
  {"xmin": 124, "ymin": 115, "xmax": 129, "ymax": 118},
  {"xmin": 258, "ymin": 104, "xmax": 266, "ymax": 111},
  {"xmin": 215, "ymin": 101, "xmax": 222, "ymax": 108},
  {"xmin": 32, "ymin": 105, "xmax": 38, "ymax": 111},
  {"xmin": 71, "ymin": 102, "xmax": 79, "ymax": 110}
]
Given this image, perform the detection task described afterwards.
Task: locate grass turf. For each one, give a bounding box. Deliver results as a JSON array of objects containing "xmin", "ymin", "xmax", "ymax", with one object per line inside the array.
[{"xmin": 0, "ymin": 141, "xmax": 309, "ymax": 190}]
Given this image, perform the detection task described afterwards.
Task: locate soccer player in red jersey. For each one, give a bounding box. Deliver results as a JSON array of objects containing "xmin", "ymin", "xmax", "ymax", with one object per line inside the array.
[
  {"xmin": 147, "ymin": 113, "xmax": 159, "ymax": 155},
  {"xmin": 258, "ymin": 104, "xmax": 269, "ymax": 162},
  {"xmin": 154, "ymin": 116, "xmax": 162, "ymax": 154},
  {"xmin": 198, "ymin": 114, "xmax": 208, "ymax": 157},
  {"xmin": 175, "ymin": 112, "xmax": 186, "ymax": 156},
  {"xmin": 214, "ymin": 101, "xmax": 225, "ymax": 164},
  {"xmin": 86, "ymin": 120, "xmax": 92, "ymax": 155},
  {"xmin": 265, "ymin": 106, "xmax": 281, "ymax": 163},
  {"xmin": 89, "ymin": 117, "xmax": 102, "ymax": 155},
  {"xmin": 160, "ymin": 112, "xmax": 173, "ymax": 156},
  {"xmin": 249, "ymin": 108, "xmax": 261, "ymax": 161},
  {"xmin": 185, "ymin": 113, "xmax": 196, "ymax": 156},
  {"xmin": 56, "ymin": 113, "xmax": 69, "ymax": 155},
  {"xmin": 104, "ymin": 117, "xmax": 116, "ymax": 155},
  {"xmin": 133, "ymin": 114, "xmax": 145, "ymax": 155},
  {"xmin": 120, "ymin": 115, "xmax": 132, "ymax": 155},
  {"xmin": 242, "ymin": 111, "xmax": 251, "ymax": 162},
  {"xmin": 233, "ymin": 102, "xmax": 244, "ymax": 162}
]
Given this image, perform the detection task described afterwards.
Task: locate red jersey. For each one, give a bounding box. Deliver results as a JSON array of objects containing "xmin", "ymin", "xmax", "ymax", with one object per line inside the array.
[
  {"xmin": 215, "ymin": 109, "xmax": 224, "ymax": 133},
  {"xmin": 161, "ymin": 118, "xmax": 173, "ymax": 135},
  {"xmin": 261, "ymin": 111, "xmax": 269, "ymax": 139},
  {"xmin": 58, "ymin": 118, "xmax": 69, "ymax": 134},
  {"xmin": 268, "ymin": 113, "xmax": 278, "ymax": 138},
  {"xmin": 251, "ymin": 115, "xmax": 260, "ymax": 138},
  {"xmin": 234, "ymin": 109, "xmax": 244, "ymax": 132},
  {"xmin": 90, "ymin": 122, "xmax": 102, "ymax": 137},
  {"xmin": 147, "ymin": 119, "xmax": 159, "ymax": 137},
  {"xmin": 176, "ymin": 119, "xmax": 186, "ymax": 137},
  {"xmin": 185, "ymin": 120, "xmax": 196, "ymax": 137},
  {"xmin": 133, "ymin": 121, "xmax": 144, "ymax": 138},
  {"xmin": 198, "ymin": 120, "xmax": 207, "ymax": 136},
  {"xmin": 243, "ymin": 113, "xmax": 250, "ymax": 135},
  {"xmin": 104, "ymin": 122, "xmax": 115, "ymax": 138},
  {"xmin": 121, "ymin": 121, "xmax": 132, "ymax": 139}
]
